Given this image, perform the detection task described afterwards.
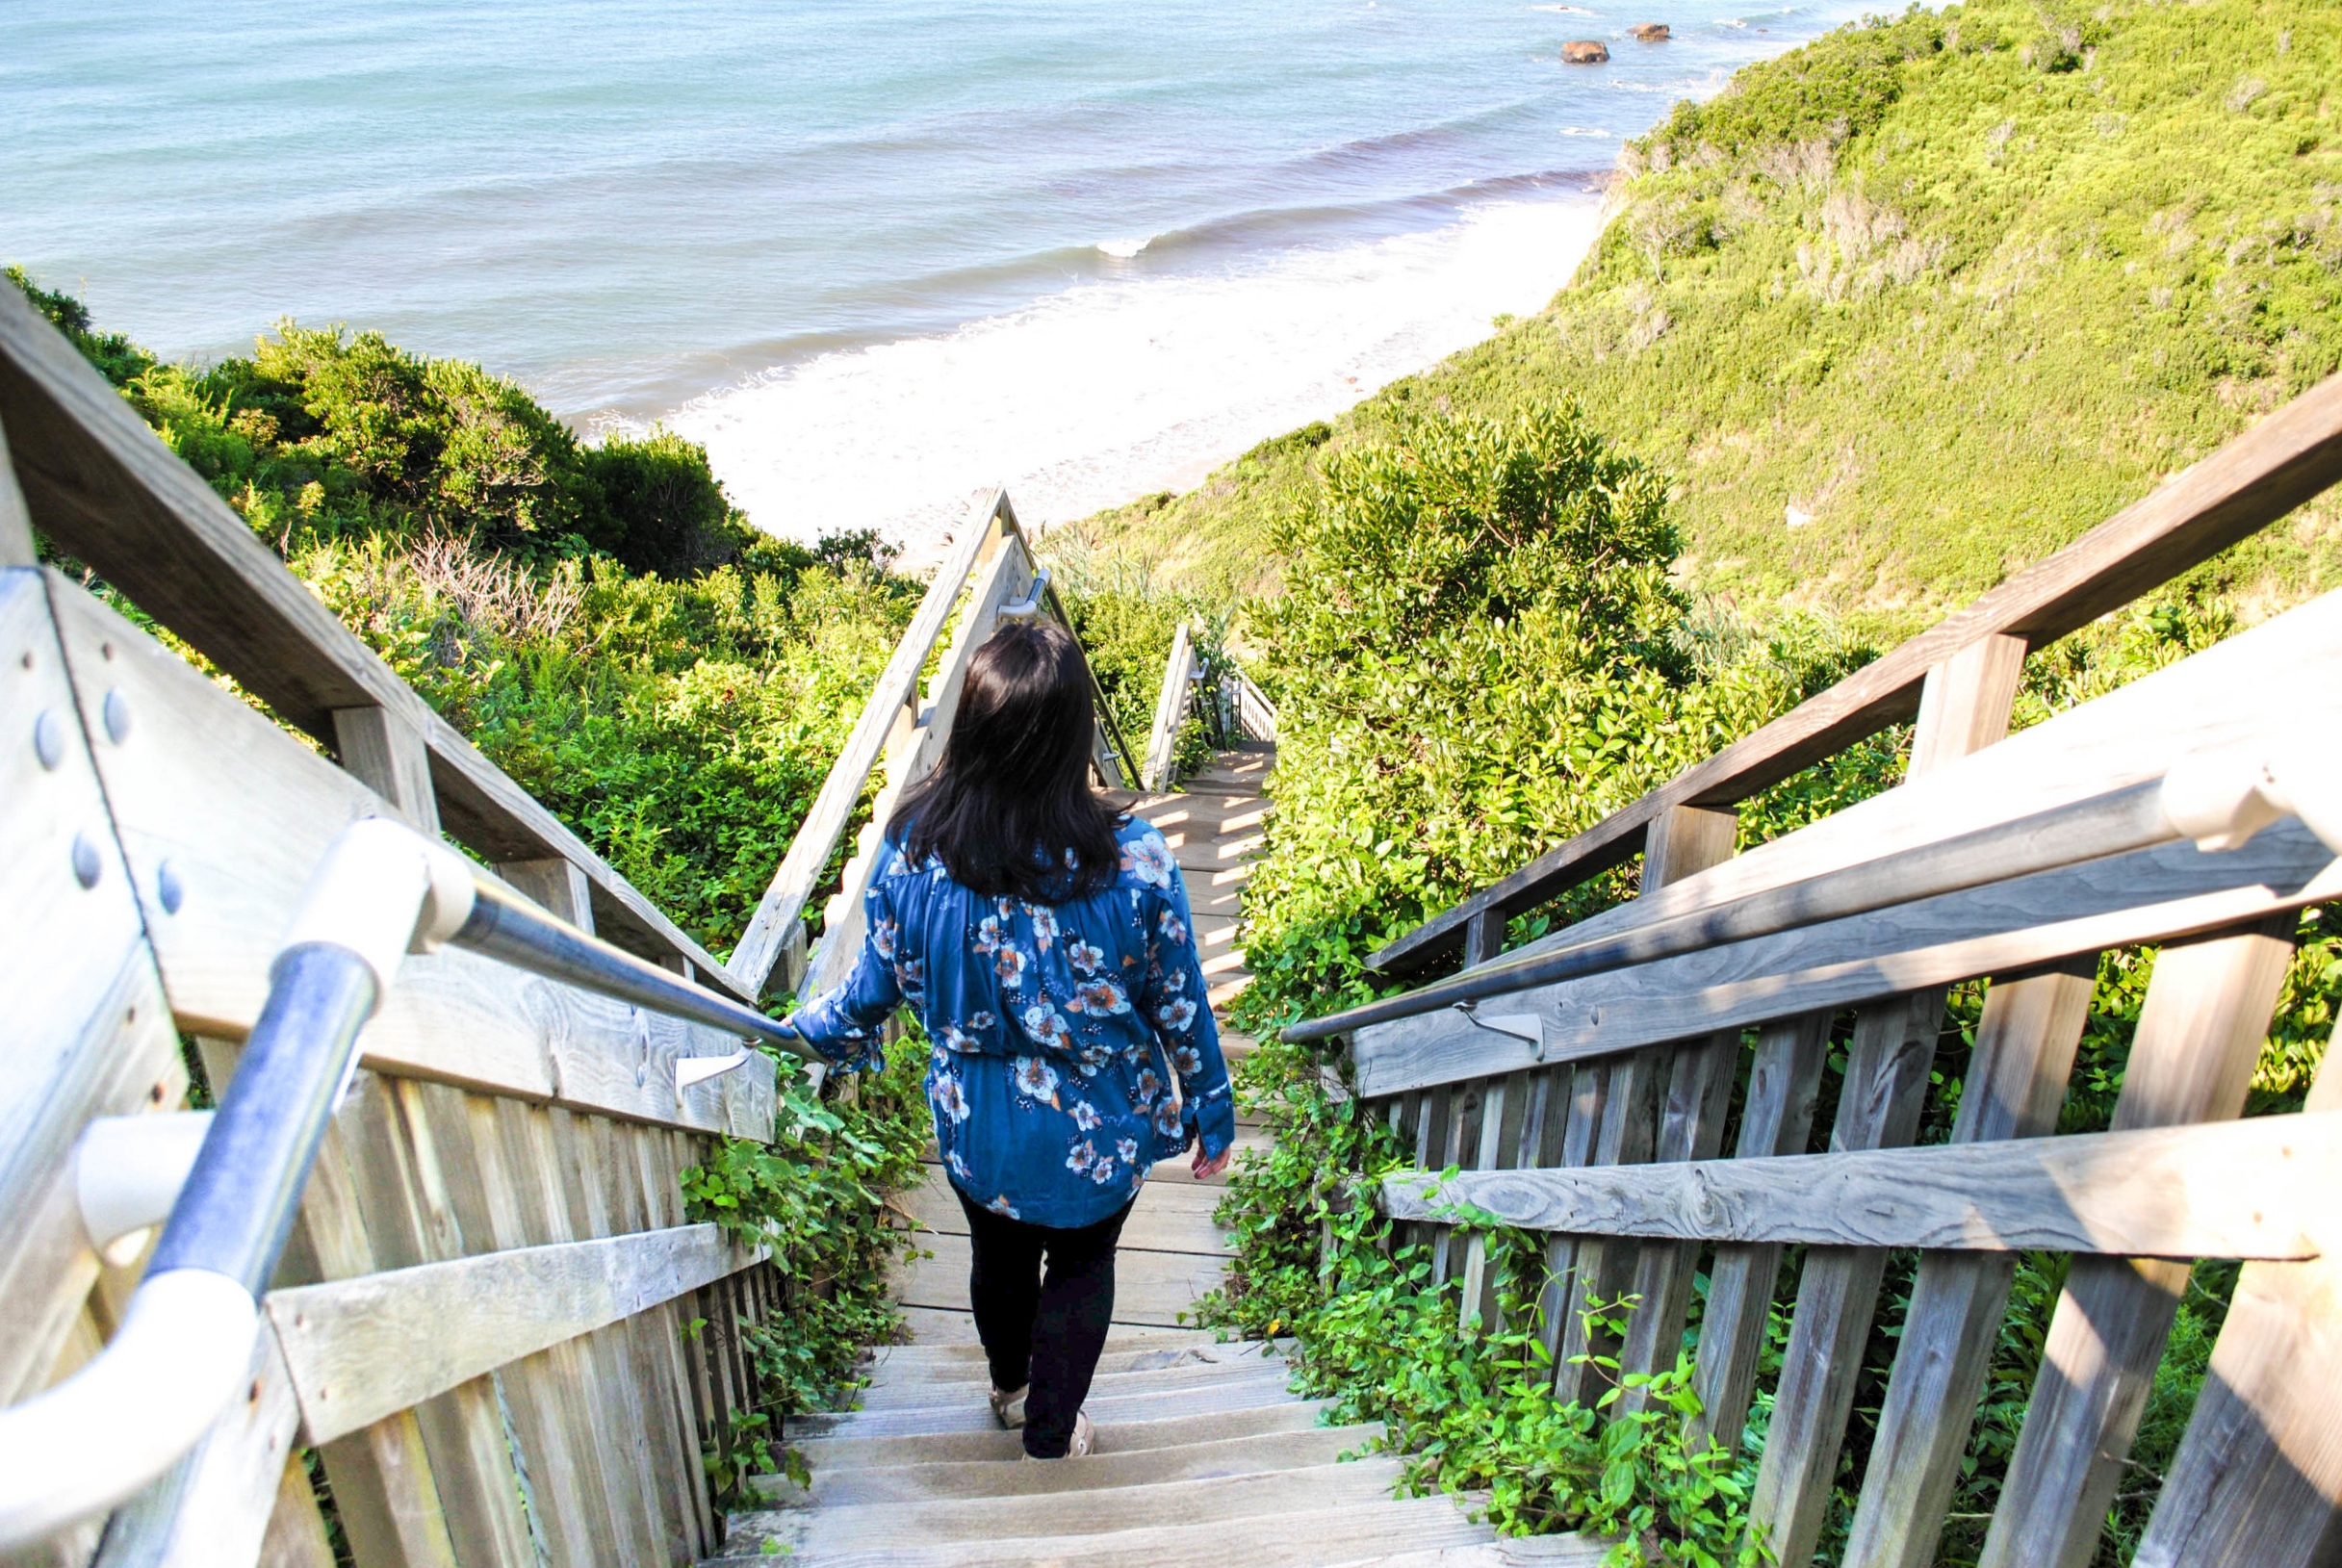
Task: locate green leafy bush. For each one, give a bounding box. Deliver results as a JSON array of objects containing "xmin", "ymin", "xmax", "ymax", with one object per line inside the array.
[
  {"xmin": 1228, "ymin": 402, "xmax": 1876, "ymax": 1028},
  {"xmin": 683, "ymin": 1031, "xmax": 933, "ymax": 1499},
  {"xmin": 11, "ymin": 268, "xmax": 757, "ymax": 577}
]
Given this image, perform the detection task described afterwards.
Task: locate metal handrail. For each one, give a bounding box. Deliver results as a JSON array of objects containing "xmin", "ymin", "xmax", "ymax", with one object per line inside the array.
[{"xmin": 0, "ymin": 819, "xmax": 801, "ymax": 1551}]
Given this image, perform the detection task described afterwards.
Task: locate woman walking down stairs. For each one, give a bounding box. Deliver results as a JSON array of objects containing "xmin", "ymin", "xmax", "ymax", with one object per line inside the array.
[{"xmin": 707, "ymin": 744, "xmax": 1604, "ymax": 1566}]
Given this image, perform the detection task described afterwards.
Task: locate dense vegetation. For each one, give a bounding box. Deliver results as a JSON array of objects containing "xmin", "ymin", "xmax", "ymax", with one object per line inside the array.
[
  {"xmin": 1197, "ymin": 377, "xmax": 2342, "ymax": 1561},
  {"xmin": 1079, "ymin": 0, "xmax": 2342, "ymax": 640}
]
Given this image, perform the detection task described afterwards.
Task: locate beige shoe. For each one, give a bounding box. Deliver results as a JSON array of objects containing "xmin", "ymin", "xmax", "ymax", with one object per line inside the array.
[
  {"xmin": 989, "ymin": 1384, "xmax": 1028, "ymax": 1429},
  {"xmin": 1021, "ymin": 1410, "xmax": 1094, "ymax": 1460}
]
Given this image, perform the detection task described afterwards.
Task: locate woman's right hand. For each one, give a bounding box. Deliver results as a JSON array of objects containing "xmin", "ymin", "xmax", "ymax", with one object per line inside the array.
[{"xmin": 1192, "ymin": 1144, "xmax": 1232, "ymax": 1181}]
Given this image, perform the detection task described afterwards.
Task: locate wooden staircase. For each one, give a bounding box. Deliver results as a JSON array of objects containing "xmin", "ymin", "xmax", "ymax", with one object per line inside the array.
[{"xmin": 708, "ymin": 745, "xmax": 1599, "ymax": 1567}]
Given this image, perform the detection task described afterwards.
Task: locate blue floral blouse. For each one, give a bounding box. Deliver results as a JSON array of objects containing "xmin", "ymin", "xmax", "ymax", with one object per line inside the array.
[{"xmin": 789, "ymin": 815, "xmax": 1235, "ymax": 1229}]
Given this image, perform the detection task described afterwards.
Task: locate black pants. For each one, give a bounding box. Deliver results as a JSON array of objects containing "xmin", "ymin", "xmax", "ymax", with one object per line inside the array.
[{"xmin": 953, "ymin": 1187, "xmax": 1135, "ymax": 1457}]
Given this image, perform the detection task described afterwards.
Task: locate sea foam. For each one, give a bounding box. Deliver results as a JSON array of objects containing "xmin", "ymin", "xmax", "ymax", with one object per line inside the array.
[{"xmin": 671, "ymin": 195, "xmax": 1605, "ymax": 564}]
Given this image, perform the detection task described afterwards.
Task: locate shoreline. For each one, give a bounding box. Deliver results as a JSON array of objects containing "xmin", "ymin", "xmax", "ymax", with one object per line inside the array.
[{"xmin": 669, "ymin": 187, "xmax": 1612, "ymax": 569}]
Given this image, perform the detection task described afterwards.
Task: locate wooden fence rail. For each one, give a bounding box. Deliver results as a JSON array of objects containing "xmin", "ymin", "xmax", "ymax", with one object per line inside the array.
[{"xmin": 1301, "ymin": 376, "xmax": 2342, "ymax": 1568}]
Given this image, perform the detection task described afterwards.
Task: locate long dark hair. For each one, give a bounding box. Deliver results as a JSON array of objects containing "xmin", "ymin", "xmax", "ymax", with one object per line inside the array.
[{"xmin": 897, "ymin": 619, "xmax": 1121, "ymax": 900}]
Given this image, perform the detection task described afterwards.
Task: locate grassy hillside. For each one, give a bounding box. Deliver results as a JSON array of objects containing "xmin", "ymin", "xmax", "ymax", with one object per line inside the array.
[{"xmin": 1080, "ymin": 0, "xmax": 2342, "ymax": 635}]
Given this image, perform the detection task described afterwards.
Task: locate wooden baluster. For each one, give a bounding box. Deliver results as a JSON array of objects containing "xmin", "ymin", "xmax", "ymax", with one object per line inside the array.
[
  {"xmin": 1745, "ymin": 632, "xmax": 2023, "ymax": 1565},
  {"xmin": 1747, "ymin": 988, "xmax": 1946, "ymax": 1564},
  {"xmin": 1547, "ymin": 803, "xmax": 1736, "ymax": 1406},
  {"xmin": 1685, "ymin": 1009, "xmax": 1832, "ymax": 1455},
  {"xmin": 1840, "ymin": 953, "xmax": 2097, "ymax": 1568},
  {"xmin": 1534, "ymin": 1061, "xmax": 1608, "ymax": 1373},
  {"xmin": 192, "ymin": 1044, "xmax": 465, "ymax": 1568},
  {"xmin": 1552, "ymin": 1048, "xmax": 1660, "ymax": 1406},
  {"xmin": 1449, "ymin": 902, "xmax": 1512, "ymax": 1303},
  {"xmin": 1428, "ymin": 1078, "xmax": 1483, "ymax": 1287},
  {"xmin": 628, "ymin": 1124, "xmax": 721, "ymax": 1559},
  {"xmin": 2131, "ymin": 1045, "xmax": 2342, "ymax": 1567},
  {"xmin": 1978, "ymin": 915, "xmax": 2298, "ymax": 1568},
  {"xmin": 342, "ymin": 1076, "xmax": 538, "ymax": 1568},
  {"xmin": 1611, "ymin": 1025, "xmax": 1738, "ymax": 1413},
  {"xmin": 322, "ymin": 706, "xmax": 537, "ymax": 1568},
  {"xmin": 1457, "ymin": 1069, "xmax": 1530, "ymax": 1329}
]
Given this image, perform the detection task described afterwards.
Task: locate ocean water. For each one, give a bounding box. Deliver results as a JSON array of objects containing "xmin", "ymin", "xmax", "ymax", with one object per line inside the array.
[{"xmin": 4, "ymin": 0, "xmax": 1872, "ymax": 555}]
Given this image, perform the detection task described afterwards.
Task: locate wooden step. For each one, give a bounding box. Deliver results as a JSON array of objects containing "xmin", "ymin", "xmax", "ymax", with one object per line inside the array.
[
  {"xmin": 1320, "ymin": 1542, "xmax": 1611, "ymax": 1568},
  {"xmin": 805, "ymin": 1367, "xmax": 1298, "ymax": 1439},
  {"xmin": 727, "ymin": 1459, "xmax": 1408, "ymax": 1554},
  {"xmin": 885, "ymin": 1311, "xmax": 1230, "ymax": 1353},
  {"xmin": 705, "ymin": 1495, "xmax": 1500, "ymax": 1568},
  {"xmin": 859, "ymin": 1347, "xmax": 1287, "ymax": 1409},
  {"xmin": 863, "ymin": 1336, "xmax": 1278, "ymax": 1390},
  {"xmin": 759, "ymin": 1424, "xmax": 1384, "ymax": 1505},
  {"xmin": 785, "ymin": 1400, "xmax": 1341, "ymax": 1468}
]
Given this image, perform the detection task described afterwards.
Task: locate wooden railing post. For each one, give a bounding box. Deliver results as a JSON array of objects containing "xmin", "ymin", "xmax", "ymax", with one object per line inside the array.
[
  {"xmin": 1747, "ymin": 631, "xmax": 2024, "ymax": 1565},
  {"xmin": 1840, "ymin": 952, "xmax": 2098, "ymax": 1568},
  {"xmin": 333, "ymin": 706, "xmax": 440, "ymax": 833},
  {"xmin": 300, "ymin": 710, "xmax": 539, "ymax": 1568},
  {"xmin": 1977, "ymin": 913, "xmax": 2298, "ymax": 1568},
  {"xmin": 1685, "ymin": 1008, "xmax": 1833, "ymax": 1453},
  {"xmin": 2132, "ymin": 1050, "xmax": 2342, "ymax": 1567}
]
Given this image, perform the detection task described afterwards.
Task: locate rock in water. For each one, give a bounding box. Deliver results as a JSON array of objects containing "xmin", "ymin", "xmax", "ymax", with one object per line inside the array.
[
  {"xmin": 1628, "ymin": 22, "xmax": 1670, "ymax": 40},
  {"xmin": 1562, "ymin": 39, "xmax": 1610, "ymax": 63}
]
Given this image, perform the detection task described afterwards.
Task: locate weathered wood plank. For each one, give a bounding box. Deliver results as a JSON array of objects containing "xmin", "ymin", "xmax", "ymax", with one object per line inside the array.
[
  {"xmin": 0, "ymin": 415, "xmax": 35, "ymax": 565},
  {"xmin": 46, "ymin": 577, "xmax": 777, "ymax": 1141},
  {"xmin": 2133, "ymin": 1060, "xmax": 2342, "ymax": 1567},
  {"xmin": 1381, "ymin": 1102, "xmax": 2342, "ymax": 1259},
  {"xmin": 202, "ymin": 1049, "xmax": 466, "ymax": 1568},
  {"xmin": 346, "ymin": 1076, "xmax": 539, "ymax": 1568},
  {"xmin": 1978, "ymin": 916, "xmax": 2298, "ymax": 1568},
  {"xmin": 1747, "ymin": 988, "xmax": 1945, "ymax": 1567},
  {"xmin": 730, "ymin": 498, "xmax": 1007, "ymax": 991},
  {"xmin": 1553, "ymin": 1049, "xmax": 1660, "ymax": 1408},
  {"xmin": 1686, "ymin": 1009, "xmax": 1832, "ymax": 1455},
  {"xmin": 332, "ymin": 704, "xmax": 441, "ymax": 835},
  {"xmin": 0, "ymin": 292, "xmax": 744, "ymax": 992},
  {"xmin": 1372, "ymin": 373, "xmax": 2342, "ymax": 972},
  {"xmin": 1347, "ymin": 815, "xmax": 2342, "ymax": 1100},
  {"xmin": 1840, "ymin": 955, "xmax": 2096, "ymax": 1568},
  {"xmin": 1144, "ymin": 622, "xmax": 1197, "ymax": 793},
  {"xmin": 1532, "ymin": 1061, "xmax": 1607, "ymax": 1371}
]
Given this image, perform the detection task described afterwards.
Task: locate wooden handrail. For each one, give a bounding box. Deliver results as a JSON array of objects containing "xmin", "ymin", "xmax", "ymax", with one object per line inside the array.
[
  {"xmin": 727, "ymin": 489, "xmax": 1139, "ymax": 995},
  {"xmin": 1142, "ymin": 621, "xmax": 1197, "ymax": 792},
  {"xmin": 1371, "ymin": 370, "xmax": 2342, "ymax": 975},
  {"xmin": 0, "ymin": 284, "xmax": 753, "ymax": 1001}
]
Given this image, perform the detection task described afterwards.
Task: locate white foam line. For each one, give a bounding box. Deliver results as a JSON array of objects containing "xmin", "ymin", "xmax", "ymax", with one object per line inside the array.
[{"xmin": 671, "ymin": 195, "xmax": 1606, "ymax": 564}]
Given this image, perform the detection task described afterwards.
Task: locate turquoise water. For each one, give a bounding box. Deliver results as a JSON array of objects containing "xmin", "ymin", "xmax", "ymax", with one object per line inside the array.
[{"xmin": 4, "ymin": 0, "xmax": 1869, "ymax": 545}]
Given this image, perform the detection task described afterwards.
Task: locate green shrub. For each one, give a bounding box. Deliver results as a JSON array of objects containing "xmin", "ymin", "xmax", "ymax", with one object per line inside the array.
[
  {"xmin": 10, "ymin": 270, "xmax": 757, "ymax": 578},
  {"xmin": 1228, "ymin": 402, "xmax": 1876, "ymax": 1029}
]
